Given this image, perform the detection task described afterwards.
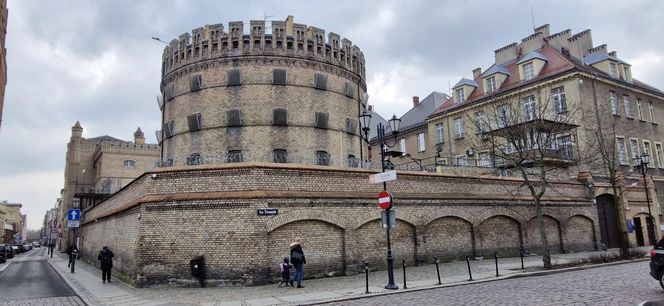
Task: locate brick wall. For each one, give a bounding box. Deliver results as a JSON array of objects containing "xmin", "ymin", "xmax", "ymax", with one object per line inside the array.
[{"xmin": 81, "ymin": 163, "xmax": 599, "ymax": 287}]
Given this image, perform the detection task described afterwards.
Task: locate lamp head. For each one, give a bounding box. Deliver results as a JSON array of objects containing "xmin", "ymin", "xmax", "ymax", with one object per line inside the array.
[{"xmin": 388, "ymin": 114, "xmax": 401, "ymax": 135}]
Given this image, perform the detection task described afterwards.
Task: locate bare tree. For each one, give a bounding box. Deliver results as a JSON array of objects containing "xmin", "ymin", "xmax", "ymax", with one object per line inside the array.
[{"xmin": 465, "ymin": 87, "xmax": 588, "ymax": 268}]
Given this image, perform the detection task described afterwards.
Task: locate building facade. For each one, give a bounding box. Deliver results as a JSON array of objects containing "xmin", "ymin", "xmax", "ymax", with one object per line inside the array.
[
  {"xmin": 426, "ymin": 24, "xmax": 664, "ymax": 248},
  {"xmin": 158, "ymin": 16, "xmax": 367, "ymax": 168},
  {"xmin": 1, "ymin": 202, "xmax": 22, "ymax": 243},
  {"xmin": 56, "ymin": 122, "xmax": 160, "ymax": 250}
]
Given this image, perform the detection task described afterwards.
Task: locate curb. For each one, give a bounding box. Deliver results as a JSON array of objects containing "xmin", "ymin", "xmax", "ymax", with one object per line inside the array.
[
  {"xmin": 45, "ymin": 252, "xmax": 95, "ymax": 306},
  {"xmin": 306, "ymin": 258, "xmax": 650, "ymax": 305}
]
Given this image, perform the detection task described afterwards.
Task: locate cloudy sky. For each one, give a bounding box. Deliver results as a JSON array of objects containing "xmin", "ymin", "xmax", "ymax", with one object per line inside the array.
[{"xmin": 1, "ymin": 0, "xmax": 663, "ymax": 230}]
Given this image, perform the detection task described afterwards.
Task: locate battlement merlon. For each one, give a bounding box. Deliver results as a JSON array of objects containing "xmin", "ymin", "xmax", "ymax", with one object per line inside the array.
[{"xmin": 160, "ymin": 18, "xmax": 366, "ymax": 77}]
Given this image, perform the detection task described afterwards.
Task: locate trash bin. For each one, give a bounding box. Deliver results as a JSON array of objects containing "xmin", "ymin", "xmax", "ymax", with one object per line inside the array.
[{"xmin": 189, "ymin": 255, "xmax": 206, "ymax": 287}]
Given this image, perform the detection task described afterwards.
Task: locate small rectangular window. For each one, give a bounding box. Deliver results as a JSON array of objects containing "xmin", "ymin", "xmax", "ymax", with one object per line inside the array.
[
  {"xmin": 187, "ymin": 113, "xmax": 202, "ymax": 131},
  {"xmin": 418, "ymin": 133, "xmax": 426, "ymax": 152},
  {"xmin": 344, "ymin": 82, "xmax": 355, "ymax": 98},
  {"xmin": 345, "ymin": 118, "xmax": 356, "ymax": 134},
  {"xmin": 454, "ymin": 117, "xmax": 465, "ymax": 139},
  {"xmin": 314, "ymin": 73, "xmax": 327, "ymax": 90},
  {"xmin": 649, "ymin": 101, "xmax": 656, "ymax": 123},
  {"xmin": 273, "ymin": 109, "xmax": 288, "ymax": 126},
  {"xmin": 551, "ymin": 86, "xmax": 567, "ymax": 113},
  {"xmin": 273, "ymin": 69, "xmax": 287, "ymax": 85},
  {"xmin": 227, "ymin": 110, "xmax": 242, "ymax": 127},
  {"xmin": 186, "ymin": 154, "xmax": 201, "ymax": 165},
  {"xmin": 637, "ymin": 99, "xmax": 644, "ymax": 120},
  {"xmin": 226, "ymin": 150, "xmax": 243, "ymax": 163},
  {"xmin": 522, "ymin": 62, "xmax": 535, "ymax": 80},
  {"xmin": 315, "ymin": 112, "xmax": 329, "ymax": 128},
  {"xmin": 273, "ymin": 149, "xmax": 288, "ymax": 163},
  {"xmin": 228, "ymin": 69, "xmax": 241, "ymax": 86},
  {"xmin": 435, "ymin": 123, "xmax": 444, "ymax": 144},
  {"xmin": 163, "ymin": 121, "xmax": 174, "ymax": 138},
  {"xmin": 189, "ymin": 75, "xmax": 202, "ymax": 92},
  {"xmin": 315, "ymin": 151, "xmax": 330, "ymax": 166},
  {"xmin": 347, "ymin": 154, "xmax": 359, "ymax": 168}
]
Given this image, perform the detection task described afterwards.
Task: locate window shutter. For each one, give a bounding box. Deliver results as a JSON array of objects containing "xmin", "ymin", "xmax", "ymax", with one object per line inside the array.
[
  {"xmin": 227, "ymin": 110, "xmax": 242, "ymax": 127},
  {"xmin": 273, "ymin": 69, "xmax": 287, "ymax": 85},
  {"xmin": 189, "ymin": 75, "xmax": 202, "ymax": 92},
  {"xmin": 228, "ymin": 69, "xmax": 241, "ymax": 86},
  {"xmin": 315, "ymin": 112, "xmax": 329, "ymax": 128},
  {"xmin": 344, "ymin": 82, "xmax": 355, "ymax": 98},
  {"xmin": 155, "ymin": 130, "xmax": 163, "ymax": 143},
  {"xmin": 165, "ymin": 83, "xmax": 175, "ymax": 101},
  {"xmin": 314, "ymin": 73, "xmax": 327, "ymax": 90},
  {"xmin": 156, "ymin": 95, "xmax": 164, "ymax": 110},
  {"xmin": 187, "ymin": 113, "xmax": 202, "ymax": 131},
  {"xmin": 273, "ymin": 109, "xmax": 288, "ymax": 126},
  {"xmin": 163, "ymin": 121, "xmax": 174, "ymax": 138}
]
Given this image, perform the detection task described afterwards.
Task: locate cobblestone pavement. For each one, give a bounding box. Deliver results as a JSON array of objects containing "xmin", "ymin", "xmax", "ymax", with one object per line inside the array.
[
  {"xmin": 320, "ymin": 261, "xmax": 663, "ymax": 306},
  {"xmin": 0, "ymin": 296, "xmax": 86, "ymax": 306}
]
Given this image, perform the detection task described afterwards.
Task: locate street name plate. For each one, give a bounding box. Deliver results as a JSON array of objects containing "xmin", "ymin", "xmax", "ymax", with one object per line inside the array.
[
  {"xmin": 67, "ymin": 220, "xmax": 80, "ymax": 228},
  {"xmin": 257, "ymin": 208, "xmax": 278, "ymax": 216},
  {"xmin": 369, "ymin": 170, "xmax": 397, "ymax": 184}
]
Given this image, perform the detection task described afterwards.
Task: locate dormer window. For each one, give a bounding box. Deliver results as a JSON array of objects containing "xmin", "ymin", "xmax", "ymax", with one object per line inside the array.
[
  {"xmin": 622, "ymin": 66, "xmax": 631, "ymax": 82},
  {"xmin": 609, "ymin": 62, "xmax": 618, "ymax": 78},
  {"xmin": 522, "ymin": 62, "xmax": 535, "ymax": 80},
  {"xmin": 486, "ymin": 76, "xmax": 497, "ymax": 93},
  {"xmin": 454, "ymin": 88, "xmax": 465, "ymax": 103}
]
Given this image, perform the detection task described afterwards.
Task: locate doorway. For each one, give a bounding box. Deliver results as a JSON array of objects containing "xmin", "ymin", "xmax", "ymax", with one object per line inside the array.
[
  {"xmin": 634, "ymin": 217, "xmax": 645, "ymax": 247},
  {"xmin": 596, "ymin": 194, "xmax": 619, "ymax": 249}
]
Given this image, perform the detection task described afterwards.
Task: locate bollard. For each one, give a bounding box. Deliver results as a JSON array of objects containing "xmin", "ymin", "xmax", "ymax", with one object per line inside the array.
[
  {"xmin": 364, "ymin": 262, "xmax": 370, "ymax": 294},
  {"xmin": 402, "ymin": 259, "xmax": 407, "ymax": 289},
  {"xmin": 435, "ymin": 257, "xmax": 441, "ymax": 285},
  {"xmin": 494, "ymin": 252, "xmax": 499, "ymax": 277},
  {"xmin": 465, "ymin": 256, "xmax": 473, "ymax": 281},
  {"xmin": 520, "ymin": 246, "xmax": 525, "ymax": 271}
]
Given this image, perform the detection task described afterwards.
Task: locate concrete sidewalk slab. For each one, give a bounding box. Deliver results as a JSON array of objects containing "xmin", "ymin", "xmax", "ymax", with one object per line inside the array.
[{"xmin": 45, "ymin": 247, "xmax": 652, "ymax": 306}]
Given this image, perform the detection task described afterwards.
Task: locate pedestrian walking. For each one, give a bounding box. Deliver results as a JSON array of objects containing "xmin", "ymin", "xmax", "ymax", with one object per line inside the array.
[
  {"xmin": 66, "ymin": 244, "xmax": 78, "ymax": 273},
  {"xmin": 98, "ymin": 246, "xmax": 114, "ymax": 283},
  {"xmin": 289, "ymin": 237, "xmax": 306, "ymax": 288},
  {"xmin": 278, "ymin": 256, "xmax": 293, "ymax": 287}
]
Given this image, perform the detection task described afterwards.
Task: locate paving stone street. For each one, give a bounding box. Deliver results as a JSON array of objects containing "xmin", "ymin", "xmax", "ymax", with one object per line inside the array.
[{"xmin": 321, "ymin": 261, "xmax": 664, "ymax": 306}]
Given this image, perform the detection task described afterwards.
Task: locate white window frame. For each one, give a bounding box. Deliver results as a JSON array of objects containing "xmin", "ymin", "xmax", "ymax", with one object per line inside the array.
[
  {"xmin": 649, "ymin": 101, "xmax": 656, "ymax": 123},
  {"xmin": 478, "ymin": 152, "xmax": 491, "ymax": 167},
  {"xmin": 636, "ymin": 98, "xmax": 644, "ymax": 120},
  {"xmin": 435, "ymin": 123, "xmax": 444, "ymax": 144},
  {"xmin": 630, "ymin": 138, "xmax": 640, "ymax": 164},
  {"xmin": 557, "ymin": 135, "xmax": 574, "ymax": 160},
  {"xmin": 616, "ymin": 136, "xmax": 628, "ymax": 165},
  {"xmin": 522, "ymin": 62, "xmax": 535, "ymax": 80},
  {"xmin": 475, "ymin": 111, "xmax": 487, "ymax": 134},
  {"xmin": 623, "ymin": 66, "xmax": 631, "ymax": 82},
  {"xmin": 643, "ymin": 140, "xmax": 653, "ymax": 168},
  {"xmin": 417, "ymin": 133, "xmax": 426, "ymax": 152},
  {"xmin": 522, "ymin": 95, "xmax": 536, "ymax": 121},
  {"xmin": 610, "ymin": 91, "xmax": 618, "ymax": 115},
  {"xmin": 454, "ymin": 88, "xmax": 465, "ymax": 103},
  {"xmin": 655, "ymin": 142, "xmax": 663, "ymax": 168},
  {"xmin": 610, "ymin": 62, "xmax": 618, "ymax": 78},
  {"xmin": 454, "ymin": 117, "xmax": 465, "ymax": 139},
  {"xmin": 123, "ymin": 160, "xmax": 136, "ymax": 168},
  {"xmin": 486, "ymin": 76, "xmax": 496, "ymax": 93},
  {"xmin": 399, "ymin": 138, "xmax": 406, "ymax": 155},
  {"xmin": 551, "ymin": 86, "xmax": 567, "ymax": 113},
  {"xmin": 623, "ymin": 95, "xmax": 632, "ymax": 118},
  {"xmin": 456, "ymin": 155, "xmax": 468, "ymax": 166},
  {"xmin": 496, "ymin": 104, "xmax": 510, "ymax": 128}
]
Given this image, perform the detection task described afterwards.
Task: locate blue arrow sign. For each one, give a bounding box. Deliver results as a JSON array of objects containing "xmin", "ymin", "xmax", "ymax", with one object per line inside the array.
[{"xmin": 67, "ymin": 209, "xmax": 81, "ymax": 221}]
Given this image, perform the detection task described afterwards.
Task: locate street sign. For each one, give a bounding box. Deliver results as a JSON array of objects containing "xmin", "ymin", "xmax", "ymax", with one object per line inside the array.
[
  {"xmin": 68, "ymin": 220, "xmax": 80, "ymax": 228},
  {"xmin": 369, "ymin": 170, "xmax": 397, "ymax": 184},
  {"xmin": 378, "ymin": 191, "xmax": 392, "ymax": 210},
  {"xmin": 257, "ymin": 208, "xmax": 278, "ymax": 216},
  {"xmin": 67, "ymin": 209, "xmax": 81, "ymax": 221},
  {"xmin": 49, "ymin": 232, "xmax": 58, "ymax": 239}
]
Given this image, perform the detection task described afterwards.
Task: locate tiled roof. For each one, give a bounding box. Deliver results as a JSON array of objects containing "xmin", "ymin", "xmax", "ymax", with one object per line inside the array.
[
  {"xmin": 583, "ymin": 52, "xmax": 629, "ymax": 66},
  {"xmin": 399, "ymin": 92, "xmax": 449, "ymax": 132},
  {"xmin": 453, "ymin": 78, "xmax": 478, "ymax": 88}
]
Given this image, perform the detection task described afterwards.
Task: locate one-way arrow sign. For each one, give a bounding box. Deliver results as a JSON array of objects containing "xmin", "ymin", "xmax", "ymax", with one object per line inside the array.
[{"xmin": 67, "ymin": 209, "xmax": 81, "ymax": 221}]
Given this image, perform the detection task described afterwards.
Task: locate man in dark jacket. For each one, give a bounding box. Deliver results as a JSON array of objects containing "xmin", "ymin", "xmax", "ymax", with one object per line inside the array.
[
  {"xmin": 66, "ymin": 244, "xmax": 78, "ymax": 273},
  {"xmin": 289, "ymin": 237, "xmax": 306, "ymax": 288},
  {"xmin": 97, "ymin": 246, "xmax": 114, "ymax": 283}
]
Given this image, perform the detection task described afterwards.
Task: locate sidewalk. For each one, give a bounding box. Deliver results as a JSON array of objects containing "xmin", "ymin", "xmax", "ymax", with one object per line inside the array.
[{"xmin": 46, "ymin": 247, "xmax": 651, "ymax": 306}]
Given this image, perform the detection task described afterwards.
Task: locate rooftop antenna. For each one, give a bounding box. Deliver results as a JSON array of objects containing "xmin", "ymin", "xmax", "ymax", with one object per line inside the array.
[{"xmin": 530, "ymin": 6, "xmax": 536, "ymax": 32}]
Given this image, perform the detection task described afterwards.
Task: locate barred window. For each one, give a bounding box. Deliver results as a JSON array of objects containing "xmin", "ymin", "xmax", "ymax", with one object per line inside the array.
[
  {"xmin": 186, "ymin": 153, "xmax": 201, "ymax": 165},
  {"xmin": 273, "ymin": 149, "xmax": 288, "ymax": 163},
  {"xmin": 315, "ymin": 151, "xmax": 330, "ymax": 166},
  {"xmin": 347, "ymin": 154, "xmax": 359, "ymax": 168},
  {"xmin": 226, "ymin": 150, "xmax": 243, "ymax": 163}
]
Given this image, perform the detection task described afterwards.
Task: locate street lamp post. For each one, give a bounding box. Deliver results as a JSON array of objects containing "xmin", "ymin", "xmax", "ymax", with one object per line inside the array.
[
  {"xmin": 634, "ymin": 152, "xmax": 657, "ymax": 246},
  {"xmin": 377, "ymin": 114, "xmax": 401, "ymax": 290},
  {"xmin": 359, "ymin": 111, "xmax": 372, "ymax": 168}
]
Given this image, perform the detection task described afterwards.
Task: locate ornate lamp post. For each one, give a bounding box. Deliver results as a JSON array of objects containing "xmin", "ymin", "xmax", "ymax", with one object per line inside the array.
[
  {"xmin": 359, "ymin": 111, "xmax": 372, "ymax": 168},
  {"xmin": 378, "ymin": 114, "xmax": 401, "ymax": 290},
  {"xmin": 634, "ymin": 152, "xmax": 657, "ymax": 246}
]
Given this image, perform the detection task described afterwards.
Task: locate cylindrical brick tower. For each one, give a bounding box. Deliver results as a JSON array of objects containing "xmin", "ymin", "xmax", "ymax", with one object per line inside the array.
[{"xmin": 158, "ymin": 16, "xmax": 367, "ymax": 168}]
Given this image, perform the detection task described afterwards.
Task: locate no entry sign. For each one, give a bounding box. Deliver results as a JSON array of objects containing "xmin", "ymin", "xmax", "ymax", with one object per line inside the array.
[{"xmin": 378, "ymin": 191, "xmax": 392, "ymax": 210}]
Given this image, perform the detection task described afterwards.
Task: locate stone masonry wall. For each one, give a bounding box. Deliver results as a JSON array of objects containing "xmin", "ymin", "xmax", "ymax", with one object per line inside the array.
[{"xmin": 81, "ymin": 163, "xmax": 600, "ymax": 287}]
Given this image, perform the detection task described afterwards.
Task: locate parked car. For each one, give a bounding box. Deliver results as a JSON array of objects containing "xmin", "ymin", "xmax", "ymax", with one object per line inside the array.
[
  {"xmin": 650, "ymin": 237, "xmax": 664, "ymax": 288},
  {"xmin": 3, "ymin": 245, "xmax": 14, "ymax": 258},
  {"xmin": 32, "ymin": 242, "xmax": 41, "ymax": 248},
  {"xmin": 23, "ymin": 244, "xmax": 32, "ymax": 251},
  {"xmin": 12, "ymin": 245, "xmax": 21, "ymax": 254},
  {"xmin": 0, "ymin": 251, "xmax": 5, "ymax": 263}
]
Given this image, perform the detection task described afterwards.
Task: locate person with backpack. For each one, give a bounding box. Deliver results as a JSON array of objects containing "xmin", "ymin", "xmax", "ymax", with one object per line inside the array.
[
  {"xmin": 66, "ymin": 244, "xmax": 78, "ymax": 273},
  {"xmin": 97, "ymin": 246, "xmax": 114, "ymax": 283},
  {"xmin": 289, "ymin": 237, "xmax": 306, "ymax": 288},
  {"xmin": 278, "ymin": 256, "xmax": 293, "ymax": 287}
]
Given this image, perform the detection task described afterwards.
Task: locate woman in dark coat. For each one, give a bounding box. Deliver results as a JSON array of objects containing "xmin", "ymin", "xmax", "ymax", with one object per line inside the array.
[
  {"xmin": 97, "ymin": 246, "xmax": 114, "ymax": 283},
  {"xmin": 289, "ymin": 237, "xmax": 306, "ymax": 288}
]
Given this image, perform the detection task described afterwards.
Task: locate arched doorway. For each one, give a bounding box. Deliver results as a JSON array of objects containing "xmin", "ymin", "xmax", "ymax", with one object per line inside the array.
[{"xmin": 596, "ymin": 194, "xmax": 619, "ymax": 249}]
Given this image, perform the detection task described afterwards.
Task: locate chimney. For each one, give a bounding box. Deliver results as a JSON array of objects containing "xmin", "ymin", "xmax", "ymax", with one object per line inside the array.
[
  {"xmin": 608, "ymin": 51, "xmax": 617, "ymax": 57},
  {"xmin": 472, "ymin": 68, "xmax": 482, "ymax": 79},
  {"xmin": 412, "ymin": 96, "xmax": 420, "ymax": 107}
]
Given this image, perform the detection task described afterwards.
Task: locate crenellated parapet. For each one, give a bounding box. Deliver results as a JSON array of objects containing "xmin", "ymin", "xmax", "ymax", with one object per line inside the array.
[{"xmin": 160, "ymin": 16, "xmax": 366, "ymax": 80}]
